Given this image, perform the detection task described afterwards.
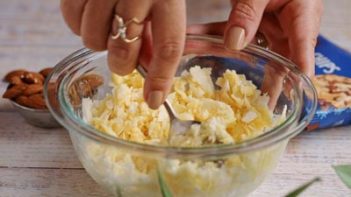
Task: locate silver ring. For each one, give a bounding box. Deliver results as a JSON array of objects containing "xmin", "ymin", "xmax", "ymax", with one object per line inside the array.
[{"xmin": 111, "ymin": 14, "xmax": 143, "ymax": 43}]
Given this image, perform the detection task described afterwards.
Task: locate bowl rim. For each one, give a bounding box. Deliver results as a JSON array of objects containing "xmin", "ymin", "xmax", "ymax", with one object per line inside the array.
[{"xmin": 45, "ymin": 34, "xmax": 317, "ymax": 158}]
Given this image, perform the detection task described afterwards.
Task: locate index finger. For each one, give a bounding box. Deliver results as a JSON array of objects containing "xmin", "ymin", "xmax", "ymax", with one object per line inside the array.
[{"xmin": 144, "ymin": 0, "xmax": 186, "ymax": 109}]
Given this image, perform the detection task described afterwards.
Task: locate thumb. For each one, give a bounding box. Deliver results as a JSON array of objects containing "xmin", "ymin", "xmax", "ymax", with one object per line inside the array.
[
  {"xmin": 278, "ymin": 1, "xmax": 323, "ymax": 77},
  {"xmin": 225, "ymin": 0, "xmax": 269, "ymax": 50}
]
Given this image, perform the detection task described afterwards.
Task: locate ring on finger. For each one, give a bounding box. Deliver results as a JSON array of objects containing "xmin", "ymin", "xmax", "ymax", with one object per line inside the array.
[{"xmin": 111, "ymin": 14, "xmax": 144, "ymax": 43}]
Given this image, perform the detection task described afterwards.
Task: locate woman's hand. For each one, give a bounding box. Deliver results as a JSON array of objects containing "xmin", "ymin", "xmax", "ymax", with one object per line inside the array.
[
  {"xmin": 188, "ymin": 0, "xmax": 323, "ymax": 109},
  {"xmin": 188, "ymin": 0, "xmax": 323, "ymax": 77},
  {"xmin": 60, "ymin": 0, "xmax": 186, "ymax": 109}
]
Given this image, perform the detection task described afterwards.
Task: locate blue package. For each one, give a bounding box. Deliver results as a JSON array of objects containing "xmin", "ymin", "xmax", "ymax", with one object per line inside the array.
[{"xmin": 307, "ymin": 35, "xmax": 351, "ymax": 130}]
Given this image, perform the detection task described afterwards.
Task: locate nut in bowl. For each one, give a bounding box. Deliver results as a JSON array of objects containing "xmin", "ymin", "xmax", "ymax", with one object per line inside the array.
[
  {"xmin": 45, "ymin": 35, "xmax": 317, "ymax": 197},
  {"xmin": 2, "ymin": 67, "xmax": 61, "ymax": 128}
]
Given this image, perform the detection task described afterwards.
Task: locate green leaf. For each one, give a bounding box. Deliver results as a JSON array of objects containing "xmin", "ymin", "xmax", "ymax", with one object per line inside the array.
[
  {"xmin": 333, "ymin": 165, "xmax": 351, "ymax": 189},
  {"xmin": 284, "ymin": 177, "xmax": 321, "ymax": 197},
  {"xmin": 157, "ymin": 170, "xmax": 173, "ymax": 197},
  {"xmin": 115, "ymin": 184, "xmax": 122, "ymax": 197}
]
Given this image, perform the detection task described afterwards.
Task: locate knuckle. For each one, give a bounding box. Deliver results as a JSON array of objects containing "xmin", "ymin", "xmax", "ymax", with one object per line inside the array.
[
  {"xmin": 109, "ymin": 43, "xmax": 132, "ymax": 62},
  {"xmin": 109, "ymin": 64, "xmax": 134, "ymax": 76},
  {"xmin": 234, "ymin": 0, "xmax": 257, "ymax": 22},
  {"xmin": 108, "ymin": 43, "xmax": 136, "ymax": 75},
  {"xmin": 311, "ymin": 37, "xmax": 317, "ymax": 47},
  {"xmin": 148, "ymin": 75, "xmax": 172, "ymax": 87},
  {"xmin": 156, "ymin": 41, "xmax": 182, "ymax": 61}
]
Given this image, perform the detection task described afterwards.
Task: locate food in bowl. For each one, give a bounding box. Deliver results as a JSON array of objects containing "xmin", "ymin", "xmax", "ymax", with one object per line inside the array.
[
  {"xmin": 2, "ymin": 68, "xmax": 50, "ymax": 109},
  {"xmin": 84, "ymin": 66, "xmax": 286, "ymax": 146},
  {"xmin": 2, "ymin": 67, "xmax": 105, "ymax": 128},
  {"xmin": 2, "ymin": 67, "xmax": 63, "ymax": 128},
  {"xmin": 45, "ymin": 35, "xmax": 317, "ymax": 197},
  {"xmin": 79, "ymin": 66, "xmax": 288, "ymax": 196}
]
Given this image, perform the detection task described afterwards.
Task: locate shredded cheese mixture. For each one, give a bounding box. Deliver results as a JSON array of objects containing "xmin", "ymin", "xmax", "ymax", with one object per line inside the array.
[{"xmin": 87, "ymin": 66, "xmax": 279, "ymax": 146}]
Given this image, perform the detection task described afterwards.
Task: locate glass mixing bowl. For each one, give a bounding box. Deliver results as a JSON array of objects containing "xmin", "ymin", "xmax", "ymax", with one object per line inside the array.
[{"xmin": 45, "ymin": 35, "xmax": 317, "ymax": 197}]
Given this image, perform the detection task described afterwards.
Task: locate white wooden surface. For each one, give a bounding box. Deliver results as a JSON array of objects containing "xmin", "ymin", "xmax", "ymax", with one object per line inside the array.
[{"xmin": 0, "ymin": 0, "xmax": 350, "ymax": 196}]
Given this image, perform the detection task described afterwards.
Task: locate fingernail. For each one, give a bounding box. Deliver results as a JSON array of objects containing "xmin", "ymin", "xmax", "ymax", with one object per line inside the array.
[
  {"xmin": 226, "ymin": 27, "xmax": 246, "ymax": 50},
  {"xmin": 147, "ymin": 90, "xmax": 164, "ymax": 109}
]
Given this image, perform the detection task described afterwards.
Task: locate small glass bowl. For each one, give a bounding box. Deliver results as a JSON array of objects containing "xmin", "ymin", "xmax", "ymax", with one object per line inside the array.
[
  {"xmin": 10, "ymin": 100, "xmax": 61, "ymax": 128},
  {"xmin": 45, "ymin": 35, "xmax": 317, "ymax": 197}
]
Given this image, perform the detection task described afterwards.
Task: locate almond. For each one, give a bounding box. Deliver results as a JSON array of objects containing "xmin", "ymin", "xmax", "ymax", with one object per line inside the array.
[
  {"xmin": 15, "ymin": 94, "xmax": 47, "ymax": 109},
  {"xmin": 67, "ymin": 74, "xmax": 104, "ymax": 106},
  {"xmin": 68, "ymin": 85, "xmax": 81, "ymax": 106},
  {"xmin": 15, "ymin": 95, "xmax": 43, "ymax": 109},
  {"xmin": 27, "ymin": 93, "xmax": 47, "ymax": 109},
  {"xmin": 39, "ymin": 67, "xmax": 53, "ymax": 78},
  {"xmin": 4, "ymin": 69, "xmax": 27, "ymax": 82},
  {"xmin": 80, "ymin": 74, "xmax": 104, "ymax": 89},
  {"xmin": 8, "ymin": 76, "xmax": 24, "ymax": 85},
  {"xmin": 46, "ymin": 82, "xmax": 60, "ymax": 109},
  {"xmin": 2, "ymin": 85, "xmax": 26, "ymax": 99},
  {"xmin": 23, "ymin": 72, "xmax": 45, "ymax": 84},
  {"xmin": 23, "ymin": 84, "xmax": 43, "ymax": 96},
  {"xmin": 15, "ymin": 95, "xmax": 29, "ymax": 107}
]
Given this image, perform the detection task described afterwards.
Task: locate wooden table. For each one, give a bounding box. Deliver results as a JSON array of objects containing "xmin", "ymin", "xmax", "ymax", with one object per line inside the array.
[{"xmin": 0, "ymin": 0, "xmax": 350, "ymax": 196}]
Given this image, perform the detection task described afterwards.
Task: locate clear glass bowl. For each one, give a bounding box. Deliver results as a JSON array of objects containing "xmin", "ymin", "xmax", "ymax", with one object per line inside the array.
[{"xmin": 45, "ymin": 35, "xmax": 317, "ymax": 197}]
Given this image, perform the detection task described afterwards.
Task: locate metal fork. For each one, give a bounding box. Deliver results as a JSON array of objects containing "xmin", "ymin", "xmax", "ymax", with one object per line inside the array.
[{"xmin": 136, "ymin": 65, "xmax": 200, "ymax": 135}]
